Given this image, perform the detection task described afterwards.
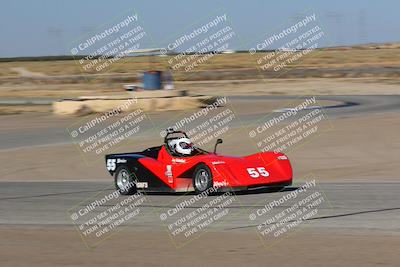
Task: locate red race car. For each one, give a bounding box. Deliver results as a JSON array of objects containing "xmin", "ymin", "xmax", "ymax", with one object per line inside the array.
[{"xmin": 105, "ymin": 129, "xmax": 292, "ymax": 195}]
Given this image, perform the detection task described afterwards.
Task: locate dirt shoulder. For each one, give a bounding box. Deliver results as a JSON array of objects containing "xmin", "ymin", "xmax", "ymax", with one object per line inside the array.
[
  {"xmin": 0, "ymin": 226, "xmax": 398, "ymax": 267},
  {"xmin": 1, "ymin": 78, "xmax": 400, "ymax": 101},
  {"xmin": 0, "ymin": 112, "xmax": 398, "ymax": 182},
  {"xmin": 183, "ymin": 78, "xmax": 400, "ymax": 96}
]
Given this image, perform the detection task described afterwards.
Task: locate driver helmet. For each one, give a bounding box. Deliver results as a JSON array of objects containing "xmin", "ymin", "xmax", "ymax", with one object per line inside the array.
[{"xmin": 168, "ymin": 137, "xmax": 193, "ymax": 156}]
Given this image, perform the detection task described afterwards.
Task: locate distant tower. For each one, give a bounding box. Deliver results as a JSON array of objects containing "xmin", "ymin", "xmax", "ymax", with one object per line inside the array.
[
  {"xmin": 326, "ymin": 11, "xmax": 345, "ymax": 45},
  {"xmin": 46, "ymin": 27, "xmax": 65, "ymax": 54},
  {"xmin": 80, "ymin": 26, "xmax": 95, "ymax": 35},
  {"xmin": 358, "ymin": 9, "xmax": 368, "ymax": 44}
]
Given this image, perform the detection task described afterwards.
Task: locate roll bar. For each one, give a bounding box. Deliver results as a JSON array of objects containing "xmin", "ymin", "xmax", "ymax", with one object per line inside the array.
[{"xmin": 163, "ymin": 127, "xmax": 189, "ymax": 144}]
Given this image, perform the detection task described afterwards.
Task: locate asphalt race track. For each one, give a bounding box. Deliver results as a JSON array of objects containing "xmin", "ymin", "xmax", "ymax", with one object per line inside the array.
[
  {"xmin": 1, "ymin": 95, "xmax": 400, "ymax": 150},
  {"xmin": 1, "ymin": 95, "xmax": 400, "ymax": 232},
  {"xmin": 0, "ymin": 181, "xmax": 399, "ymax": 233}
]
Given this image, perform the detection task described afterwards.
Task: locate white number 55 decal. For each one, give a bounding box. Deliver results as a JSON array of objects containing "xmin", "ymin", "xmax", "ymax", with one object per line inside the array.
[
  {"xmin": 106, "ymin": 159, "xmax": 116, "ymax": 171},
  {"xmin": 247, "ymin": 167, "xmax": 269, "ymax": 178}
]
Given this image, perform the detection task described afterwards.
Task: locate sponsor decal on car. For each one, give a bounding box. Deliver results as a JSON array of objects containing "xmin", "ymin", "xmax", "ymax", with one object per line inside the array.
[
  {"xmin": 106, "ymin": 158, "xmax": 128, "ymax": 171},
  {"xmin": 165, "ymin": 165, "xmax": 173, "ymax": 183},
  {"xmin": 213, "ymin": 180, "xmax": 229, "ymax": 188},
  {"xmin": 136, "ymin": 182, "xmax": 148, "ymax": 188},
  {"xmin": 172, "ymin": 158, "xmax": 186, "ymax": 163}
]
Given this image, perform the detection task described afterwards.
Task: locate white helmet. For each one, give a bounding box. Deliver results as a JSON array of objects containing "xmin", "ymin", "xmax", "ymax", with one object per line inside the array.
[{"xmin": 168, "ymin": 137, "xmax": 193, "ymax": 156}]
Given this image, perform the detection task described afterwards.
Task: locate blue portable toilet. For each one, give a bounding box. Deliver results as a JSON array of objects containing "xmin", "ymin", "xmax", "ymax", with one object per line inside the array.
[{"xmin": 143, "ymin": 71, "xmax": 162, "ymax": 90}]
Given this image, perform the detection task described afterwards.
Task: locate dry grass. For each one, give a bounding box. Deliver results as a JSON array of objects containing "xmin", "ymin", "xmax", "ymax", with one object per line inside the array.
[
  {"xmin": 0, "ymin": 84, "xmax": 126, "ymax": 98},
  {"xmin": 1, "ymin": 47, "xmax": 400, "ymax": 77},
  {"xmin": 0, "ymin": 105, "xmax": 51, "ymax": 115}
]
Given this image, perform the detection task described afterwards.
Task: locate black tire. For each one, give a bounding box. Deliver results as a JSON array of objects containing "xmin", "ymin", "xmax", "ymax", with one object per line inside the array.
[
  {"xmin": 192, "ymin": 164, "xmax": 213, "ymax": 194},
  {"xmin": 114, "ymin": 165, "xmax": 137, "ymax": 195}
]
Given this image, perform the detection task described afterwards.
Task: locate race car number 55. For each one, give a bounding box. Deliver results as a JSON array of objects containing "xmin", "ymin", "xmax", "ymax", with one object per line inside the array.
[
  {"xmin": 247, "ymin": 167, "xmax": 269, "ymax": 178},
  {"xmin": 107, "ymin": 159, "xmax": 116, "ymax": 171}
]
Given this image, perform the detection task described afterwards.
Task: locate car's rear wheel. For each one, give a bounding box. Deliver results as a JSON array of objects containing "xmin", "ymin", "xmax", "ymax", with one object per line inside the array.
[
  {"xmin": 114, "ymin": 165, "xmax": 137, "ymax": 195},
  {"xmin": 193, "ymin": 164, "xmax": 213, "ymax": 194}
]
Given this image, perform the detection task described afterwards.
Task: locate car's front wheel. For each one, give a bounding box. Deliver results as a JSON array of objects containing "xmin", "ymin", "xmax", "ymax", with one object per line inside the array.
[
  {"xmin": 193, "ymin": 164, "xmax": 213, "ymax": 194},
  {"xmin": 114, "ymin": 166, "xmax": 137, "ymax": 195}
]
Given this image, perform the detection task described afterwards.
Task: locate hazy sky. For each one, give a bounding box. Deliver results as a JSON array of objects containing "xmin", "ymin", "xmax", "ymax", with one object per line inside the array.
[{"xmin": 1, "ymin": 0, "xmax": 399, "ymax": 57}]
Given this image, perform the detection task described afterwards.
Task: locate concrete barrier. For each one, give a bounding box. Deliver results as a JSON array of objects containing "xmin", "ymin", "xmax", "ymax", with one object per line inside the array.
[{"xmin": 53, "ymin": 91, "xmax": 218, "ymax": 115}]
